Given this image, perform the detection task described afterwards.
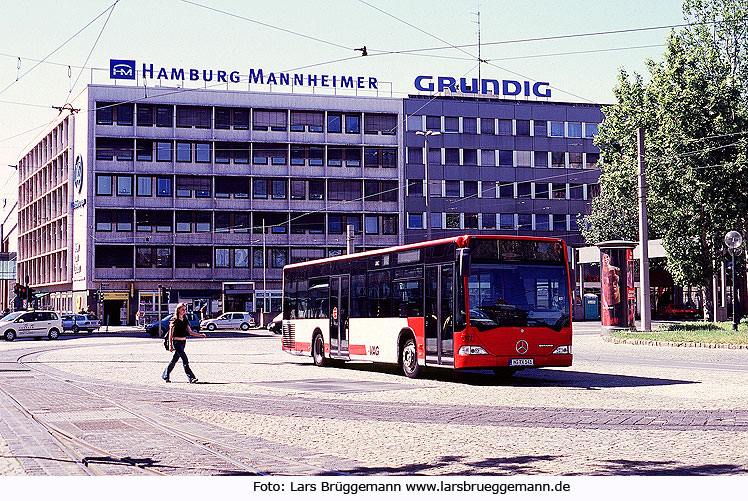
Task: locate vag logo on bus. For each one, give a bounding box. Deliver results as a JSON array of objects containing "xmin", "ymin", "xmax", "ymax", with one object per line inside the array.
[
  {"xmin": 110, "ymin": 59, "xmax": 136, "ymax": 80},
  {"xmin": 515, "ymin": 340, "xmax": 529, "ymax": 354}
]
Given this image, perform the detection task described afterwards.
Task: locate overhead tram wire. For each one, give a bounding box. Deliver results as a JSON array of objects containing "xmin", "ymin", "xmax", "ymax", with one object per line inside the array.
[
  {"xmin": 64, "ymin": 1, "xmax": 119, "ymax": 105},
  {"xmin": 0, "ymin": 0, "xmax": 120, "ymax": 98}
]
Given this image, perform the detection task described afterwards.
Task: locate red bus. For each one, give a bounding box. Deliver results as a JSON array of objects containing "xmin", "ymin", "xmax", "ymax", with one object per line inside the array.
[{"xmin": 281, "ymin": 235, "xmax": 572, "ymax": 378}]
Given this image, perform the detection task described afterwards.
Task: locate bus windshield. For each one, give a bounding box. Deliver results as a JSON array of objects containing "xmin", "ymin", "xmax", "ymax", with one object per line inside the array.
[{"xmin": 467, "ymin": 263, "xmax": 570, "ymax": 332}]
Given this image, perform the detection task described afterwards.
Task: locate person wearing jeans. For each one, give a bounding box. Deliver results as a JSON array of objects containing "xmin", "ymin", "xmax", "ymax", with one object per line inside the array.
[{"xmin": 162, "ymin": 302, "xmax": 206, "ymax": 383}]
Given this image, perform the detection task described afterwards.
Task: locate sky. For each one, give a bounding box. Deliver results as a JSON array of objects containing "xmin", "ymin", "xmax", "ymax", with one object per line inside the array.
[{"xmin": 0, "ymin": 0, "xmax": 688, "ymax": 197}]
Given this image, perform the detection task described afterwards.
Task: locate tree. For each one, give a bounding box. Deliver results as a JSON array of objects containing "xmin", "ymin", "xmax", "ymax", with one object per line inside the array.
[{"xmin": 581, "ymin": 0, "xmax": 748, "ymax": 318}]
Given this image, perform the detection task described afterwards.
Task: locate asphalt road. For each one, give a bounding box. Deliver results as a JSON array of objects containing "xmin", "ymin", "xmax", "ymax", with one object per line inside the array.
[{"xmin": 0, "ymin": 323, "xmax": 747, "ymax": 475}]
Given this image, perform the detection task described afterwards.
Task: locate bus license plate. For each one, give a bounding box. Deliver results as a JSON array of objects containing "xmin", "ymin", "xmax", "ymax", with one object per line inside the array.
[{"xmin": 509, "ymin": 359, "xmax": 534, "ymax": 367}]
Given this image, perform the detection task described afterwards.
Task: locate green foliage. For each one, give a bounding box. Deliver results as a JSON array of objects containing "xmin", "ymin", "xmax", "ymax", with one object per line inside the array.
[{"xmin": 582, "ymin": 0, "xmax": 748, "ymax": 292}]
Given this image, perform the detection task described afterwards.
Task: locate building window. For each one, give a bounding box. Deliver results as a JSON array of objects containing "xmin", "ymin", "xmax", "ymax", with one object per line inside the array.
[
  {"xmin": 480, "ymin": 118, "xmax": 495, "ymax": 135},
  {"xmin": 272, "ymin": 179, "xmax": 287, "ymax": 199},
  {"xmin": 290, "ymin": 111, "xmax": 324, "ymax": 132},
  {"xmin": 462, "ymin": 117, "xmax": 477, "ymax": 134},
  {"xmin": 117, "ymin": 176, "xmax": 132, "ymax": 196},
  {"xmin": 327, "ymin": 113, "xmax": 342, "ymax": 133},
  {"xmin": 552, "ymin": 152, "xmax": 566, "ymax": 169},
  {"xmin": 382, "ymin": 215, "xmax": 398, "ymax": 235},
  {"xmin": 137, "ymin": 176, "xmax": 152, "ymax": 197},
  {"xmin": 156, "ymin": 106, "xmax": 172, "ymax": 127},
  {"xmin": 253, "ymin": 179, "xmax": 269, "ymax": 199},
  {"xmin": 136, "ymin": 140, "xmax": 153, "ymax": 161},
  {"xmin": 533, "ymin": 120, "xmax": 547, "ymax": 137},
  {"xmin": 498, "ymin": 182, "xmax": 514, "ymax": 198},
  {"xmin": 156, "ymin": 177, "xmax": 172, "ymax": 197},
  {"xmin": 156, "ymin": 141, "xmax": 172, "ymax": 162},
  {"xmin": 407, "ymin": 213, "xmax": 424, "ymax": 229},
  {"xmin": 291, "ymin": 179, "xmax": 306, "ymax": 199},
  {"xmin": 482, "ymin": 213, "xmax": 496, "ymax": 229},
  {"xmin": 215, "ymin": 248, "xmax": 230, "ymax": 268},
  {"xmin": 345, "ymin": 114, "xmax": 361, "ymax": 134},
  {"xmin": 517, "ymin": 182, "xmax": 531, "ymax": 199},
  {"xmin": 463, "ymin": 181, "xmax": 478, "ymax": 199},
  {"xmin": 328, "ymin": 180, "xmax": 362, "ymax": 201},
  {"xmin": 499, "ymin": 214, "xmax": 515, "ymax": 230},
  {"xmin": 464, "ymin": 213, "xmax": 478, "ymax": 229},
  {"xmin": 96, "ymin": 175, "xmax": 112, "ymax": 195},
  {"xmin": 235, "ymin": 248, "xmax": 249, "ymax": 268},
  {"xmin": 535, "ymin": 214, "xmax": 550, "ymax": 231},
  {"xmin": 481, "ymin": 149, "xmax": 495, "ymax": 166},
  {"xmin": 498, "ymin": 150, "xmax": 513, "ymax": 167},
  {"xmin": 516, "ymin": 150, "xmax": 531, "ymax": 168},
  {"xmin": 534, "ymin": 151, "xmax": 548, "ymax": 168},
  {"xmin": 553, "ymin": 214, "xmax": 567, "ymax": 232},
  {"xmin": 535, "ymin": 183, "xmax": 549, "ymax": 199},
  {"xmin": 270, "ymin": 248, "xmax": 288, "ymax": 268},
  {"xmin": 586, "ymin": 152, "xmax": 599, "ymax": 169},
  {"xmin": 291, "ymin": 145, "xmax": 323, "ymax": 166},
  {"xmin": 463, "ymin": 149, "xmax": 477, "ymax": 165},
  {"xmin": 569, "ymin": 183, "xmax": 584, "ymax": 200},
  {"xmin": 567, "ymin": 122, "xmax": 582, "ymax": 138},
  {"xmin": 253, "ymin": 109, "xmax": 287, "ymax": 131},
  {"xmin": 253, "ymin": 248, "xmax": 264, "ymax": 268},
  {"xmin": 425, "ymin": 115, "xmax": 441, "ymax": 131},
  {"xmin": 516, "ymin": 120, "xmax": 530, "ymax": 136},
  {"xmin": 309, "ymin": 179, "xmax": 325, "ymax": 200},
  {"xmin": 291, "ymin": 213, "xmax": 324, "ymax": 234},
  {"xmin": 584, "ymin": 123, "xmax": 599, "ymax": 138},
  {"xmin": 498, "ymin": 119, "xmax": 513, "ymax": 136},
  {"xmin": 364, "ymin": 180, "xmax": 398, "ymax": 202},
  {"xmin": 569, "ymin": 151, "xmax": 583, "ymax": 169},
  {"xmin": 95, "ymin": 210, "xmax": 112, "ymax": 231},
  {"xmin": 431, "ymin": 212, "xmax": 443, "ymax": 229},
  {"xmin": 407, "ymin": 179, "xmax": 423, "ymax": 197},
  {"xmin": 550, "ymin": 121, "xmax": 564, "ymax": 137},
  {"xmin": 444, "ymin": 148, "xmax": 459, "ymax": 165},
  {"xmin": 445, "ymin": 180, "xmax": 460, "ymax": 197},
  {"xmin": 364, "ymin": 113, "xmax": 397, "ymax": 135},
  {"xmin": 445, "ymin": 213, "xmax": 460, "ymax": 229},
  {"xmin": 94, "ymin": 245, "xmax": 133, "ymax": 268},
  {"xmin": 96, "ymin": 138, "xmax": 133, "ymax": 160},
  {"xmin": 444, "ymin": 116, "xmax": 459, "ymax": 132},
  {"xmin": 215, "ymin": 177, "xmax": 249, "ymax": 198},
  {"xmin": 175, "ymin": 247, "xmax": 211, "ymax": 268},
  {"xmin": 136, "ymin": 105, "xmax": 153, "ymax": 126},
  {"xmin": 552, "ymin": 183, "xmax": 567, "ymax": 199},
  {"xmin": 195, "ymin": 143, "xmax": 211, "ymax": 163},
  {"xmin": 518, "ymin": 214, "xmax": 532, "ymax": 230},
  {"xmin": 95, "ymin": 102, "xmax": 113, "ymax": 124},
  {"xmin": 176, "ymin": 142, "xmax": 191, "ymax": 162},
  {"xmin": 176, "ymin": 106, "xmax": 211, "ymax": 128},
  {"xmin": 136, "ymin": 247, "xmax": 153, "ymax": 268}
]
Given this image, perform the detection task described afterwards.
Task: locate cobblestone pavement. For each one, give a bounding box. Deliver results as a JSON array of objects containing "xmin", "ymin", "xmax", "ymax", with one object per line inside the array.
[{"xmin": 0, "ymin": 325, "xmax": 747, "ymax": 475}]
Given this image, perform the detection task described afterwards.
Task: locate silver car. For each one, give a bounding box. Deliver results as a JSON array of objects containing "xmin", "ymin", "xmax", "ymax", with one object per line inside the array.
[
  {"xmin": 0, "ymin": 310, "xmax": 63, "ymax": 341},
  {"xmin": 200, "ymin": 312, "xmax": 256, "ymax": 331}
]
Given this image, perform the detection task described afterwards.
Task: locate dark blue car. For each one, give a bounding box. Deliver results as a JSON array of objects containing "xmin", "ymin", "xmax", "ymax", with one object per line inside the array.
[{"xmin": 146, "ymin": 312, "xmax": 200, "ymax": 337}]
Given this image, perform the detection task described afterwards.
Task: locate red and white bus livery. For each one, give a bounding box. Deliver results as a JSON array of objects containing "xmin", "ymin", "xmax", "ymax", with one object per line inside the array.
[{"xmin": 281, "ymin": 235, "xmax": 572, "ymax": 378}]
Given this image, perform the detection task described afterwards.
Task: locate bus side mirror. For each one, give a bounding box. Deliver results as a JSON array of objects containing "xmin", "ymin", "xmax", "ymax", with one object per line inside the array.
[{"xmin": 457, "ymin": 248, "xmax": 471, "ymax": 277}]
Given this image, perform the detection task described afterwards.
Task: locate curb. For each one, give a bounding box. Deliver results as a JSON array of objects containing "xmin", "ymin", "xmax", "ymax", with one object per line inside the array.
[{"xmin": 601, "ymin": 335, "xmax": 748, "ymax": 350}]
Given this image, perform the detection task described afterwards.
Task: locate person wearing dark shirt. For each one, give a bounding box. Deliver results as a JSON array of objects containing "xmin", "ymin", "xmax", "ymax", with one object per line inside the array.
[{"xmin": 162, "ymin": 302, "xmax": 206, "ymax": 383}]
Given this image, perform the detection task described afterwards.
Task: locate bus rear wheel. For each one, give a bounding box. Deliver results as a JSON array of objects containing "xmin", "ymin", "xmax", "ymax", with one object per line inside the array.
[
  {"xmin": 312, "ymin": 333, "xmax": 327, "ymax": 367},
  {"xmin": 401, "ymin": 337, "xmax": 420, "ymax": 378}
]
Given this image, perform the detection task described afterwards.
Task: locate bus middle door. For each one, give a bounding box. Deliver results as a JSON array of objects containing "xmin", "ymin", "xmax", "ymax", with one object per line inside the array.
[
  {"xmin": 425, "ymin": 264, "xmax": 455, "ymax": 366},
  {"xmin": 329, "ymin": 275, "xmax": 350, "ymax": 358}
]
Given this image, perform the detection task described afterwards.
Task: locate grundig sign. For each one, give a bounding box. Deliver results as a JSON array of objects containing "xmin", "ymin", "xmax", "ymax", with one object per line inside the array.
[{"xmin": 414, "ymin": 75, "xmax": 551, "ymax": 98}]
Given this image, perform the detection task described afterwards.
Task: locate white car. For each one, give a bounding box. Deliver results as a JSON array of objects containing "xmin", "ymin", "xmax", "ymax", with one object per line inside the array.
[
  {"xmin": 200, "ymin": 312, "xmax": 256, "ymax": 331},
  {"xmin": 1, "ymin": 310, "xmax": 64, "ymax": 341}
]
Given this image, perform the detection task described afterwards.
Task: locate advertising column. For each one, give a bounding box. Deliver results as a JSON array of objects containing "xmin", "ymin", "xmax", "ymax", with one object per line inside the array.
[{"xmin": 596, "ymin": 241, "xmax": 637, "ymax": 333}]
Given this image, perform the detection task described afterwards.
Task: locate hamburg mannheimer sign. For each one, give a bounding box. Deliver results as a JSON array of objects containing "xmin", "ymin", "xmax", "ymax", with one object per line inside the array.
[
  {"xmin": 110, "ymin": 59, "xmax": 552, "ymax": 97},
  {"xmin": 110, "ymin": 59, "xmax": 379, "ymax": 90}
]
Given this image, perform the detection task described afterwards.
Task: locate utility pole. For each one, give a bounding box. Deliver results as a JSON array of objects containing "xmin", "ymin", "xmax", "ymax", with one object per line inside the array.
[
  {"xmin": 637, "ymin": 128, "xmax": 652, "ymax": 331},
  {"xmin": 346, "ymin": 224, "xmax": 355, "ymax": 254},
  {"xmin": 416, "ymin": 130, "xmax": 440, "ymax": 241}
]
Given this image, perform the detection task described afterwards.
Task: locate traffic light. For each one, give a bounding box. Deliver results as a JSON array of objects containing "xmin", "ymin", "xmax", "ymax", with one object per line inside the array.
[
  {"xmin": 13, "ymin": 283, "xmax": 20, "ymax": 296},
  {"xmin": 18, "ymin": 285, "xmax": 27, "ymax": 299}
]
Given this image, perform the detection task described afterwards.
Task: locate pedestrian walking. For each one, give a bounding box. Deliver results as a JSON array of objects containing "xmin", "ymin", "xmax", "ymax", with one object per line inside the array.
[{"xmin": 162, "ymin": 302, "xmax": 206, "ymax": 383}]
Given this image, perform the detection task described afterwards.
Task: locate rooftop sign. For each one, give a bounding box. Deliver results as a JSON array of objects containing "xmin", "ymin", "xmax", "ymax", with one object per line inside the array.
[
  {"xmin": 414, "ymin": 75, "xmax": 551, "ymax": 98},
  {"xmin": 109, "ymin": 59, "xmax": 379, "ymax": 89}
]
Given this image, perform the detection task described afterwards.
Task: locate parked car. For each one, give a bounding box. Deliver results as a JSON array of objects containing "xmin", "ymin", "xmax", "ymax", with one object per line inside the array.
[
  {"xmin": 266, "ymin": 313, "xmax": 283, "ymax": 334},
  {"xmin": 146, "ymin": 312, "xmax": 201, "ymax": 337},
  {"xmin": 658, "ymin": 304, "xmax": 700, "ymax": 319},
  {"xmin": 200, "ymin": 312, "xmax": 255, "ymax": 331},
  {"xmin": 0, "ymin": 310, "xmax": 63, "ymax": 341},
  {"xmin": 61, "ymin": 313, "xmax": 101, "ymax": 334}
]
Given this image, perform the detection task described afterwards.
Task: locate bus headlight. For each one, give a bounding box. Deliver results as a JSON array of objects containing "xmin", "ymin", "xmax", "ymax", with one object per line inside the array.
[
  {"xmin": 552, "ymin": 345, "xmax": 572, "ymax": 355},
  {"xmin": 458, "ymin": 345, "xmax": 489, "ymax": 355}
]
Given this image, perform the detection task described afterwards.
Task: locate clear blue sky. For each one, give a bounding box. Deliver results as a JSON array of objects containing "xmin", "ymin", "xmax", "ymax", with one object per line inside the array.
[{"xmin": 0, "ymin": 0, "xmax": 686, "ymax": 181}]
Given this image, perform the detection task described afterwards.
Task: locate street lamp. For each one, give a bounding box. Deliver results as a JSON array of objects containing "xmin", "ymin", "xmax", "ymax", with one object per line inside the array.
[
  {"xmin": 725, "ymin": 231, "xmax": 743, "ymax": 331},
  {"xmin": 415, "ymin": 130, "xmax": 441, "ymax": 241}
]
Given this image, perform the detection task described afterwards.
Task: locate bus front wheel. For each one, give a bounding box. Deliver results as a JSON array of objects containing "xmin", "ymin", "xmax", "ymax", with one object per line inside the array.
[
  {"xmin": 400, "ymin": 337, "xmax": 420, "ymax": 378},
  {"xmin": 312, "ymin": 333, "xmax": 327, "ymax": 367}
]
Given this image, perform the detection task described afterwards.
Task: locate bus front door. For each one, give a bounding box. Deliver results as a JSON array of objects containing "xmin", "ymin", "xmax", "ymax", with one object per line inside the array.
[
  {"xmin": 425, "ymin": 264, "xmax": 454, "ymax": 365},
  {"xmin": 329, "ymin": 275, "xmax": 350, "ymax": 358}
]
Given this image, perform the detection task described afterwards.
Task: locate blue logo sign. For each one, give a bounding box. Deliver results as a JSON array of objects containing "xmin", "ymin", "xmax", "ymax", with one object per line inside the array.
[
  {"xmin": 74, "ymin": 155, "xmax": 83, "ymax": 194},
  {"xmin": 110, "ymin": 59, "xmax": 136, "ymax": 80},
  {"xmin": 414, "ymin": 75, "xmax": 551, "ymax": 98}
]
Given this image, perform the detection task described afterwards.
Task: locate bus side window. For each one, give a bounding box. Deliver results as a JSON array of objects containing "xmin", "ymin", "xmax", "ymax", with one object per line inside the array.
[
  {"xmin": 351, "ymin": 273, "xmax": 366, "ymax": 317},
  {"xmin": 394, "ymin": 279, "xmax": 424, "ymax": 318},
  {"xmin": 309, "ymin": 278, "xmax": 329, "ymax": 318},
  {"xmin": 296, "ymin": 279, "xmax": 308, "ymax": 318},
  {"xmin": 368, "ymin": 270, "xmax": 391, "ymax": 318}
]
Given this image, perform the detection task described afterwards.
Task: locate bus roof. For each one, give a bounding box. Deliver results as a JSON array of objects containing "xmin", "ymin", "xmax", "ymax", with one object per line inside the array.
[{"xmin": 283, "ymin": 234, "xmax": 566, "ymax": 270}]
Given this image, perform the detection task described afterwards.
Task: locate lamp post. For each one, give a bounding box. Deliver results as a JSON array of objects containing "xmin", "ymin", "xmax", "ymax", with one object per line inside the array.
[
  {"xmin": 415, "ymin": 130, "xmax": 440, "ymax": 241},
  {"xmin": 725, "ymin": 231, "xmax": 743, "ymax": 331}
]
